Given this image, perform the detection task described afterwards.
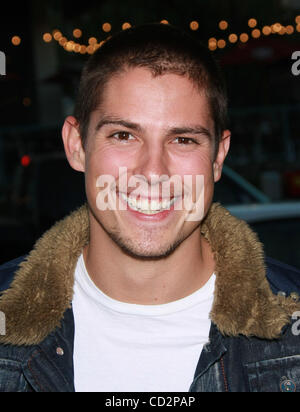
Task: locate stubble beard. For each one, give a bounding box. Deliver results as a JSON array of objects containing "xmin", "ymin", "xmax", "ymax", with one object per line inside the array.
[{"xmin": 92, "ymin": 208, "xmax": 200, "ymax": 261}]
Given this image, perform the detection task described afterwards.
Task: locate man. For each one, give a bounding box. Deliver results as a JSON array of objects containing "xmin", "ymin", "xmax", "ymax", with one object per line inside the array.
[{"xmin": 0, "ymin": 23, "xmax": 300, "ymax": 393}]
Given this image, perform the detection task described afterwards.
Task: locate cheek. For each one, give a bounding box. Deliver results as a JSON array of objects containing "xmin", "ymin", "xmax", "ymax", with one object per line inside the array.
[
  {"xmin": 85, "ymin": 147, "xmax": 127, "ymax": 181},
  {"xmin": 175, "ymin": 152, "xmax": 213, "ymax": 177},
  {"xmin": 176, "ymin": 153, "xmax": 214, "ymax": 203}
]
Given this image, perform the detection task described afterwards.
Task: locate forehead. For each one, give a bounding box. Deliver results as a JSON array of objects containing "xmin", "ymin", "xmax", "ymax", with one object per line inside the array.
[{"xmin": 93, "ymin": 67, "xmax": 213, "ymax": 130}]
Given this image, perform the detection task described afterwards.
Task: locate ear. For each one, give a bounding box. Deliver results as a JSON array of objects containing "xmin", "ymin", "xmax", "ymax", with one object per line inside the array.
[
  {"xmin": 62, "ymin": 116, "xmax": 85, "ymax": 172},
  {"xmin": 213, "ymin": 130, "xmax": 231, "ymax": 183}
]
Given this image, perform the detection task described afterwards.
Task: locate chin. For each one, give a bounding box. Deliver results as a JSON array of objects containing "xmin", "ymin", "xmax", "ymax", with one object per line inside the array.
[{"xmin": 107, "ymin": 231, "xmax": 183, "ymax": 260}]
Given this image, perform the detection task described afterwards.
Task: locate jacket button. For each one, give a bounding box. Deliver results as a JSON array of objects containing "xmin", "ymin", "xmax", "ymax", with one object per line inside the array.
[
  {"xmin": 56, "ymin": 347, "xmax": 64, "ymax": 356},
  {"xmin": 280, "ymin": 377, "xmax": 296, "ymax": 392}
]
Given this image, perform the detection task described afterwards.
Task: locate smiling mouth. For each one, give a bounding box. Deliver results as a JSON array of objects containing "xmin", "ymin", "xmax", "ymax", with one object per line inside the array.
[{"xmin": 119, "ymin": 192, "xmax": 178, "ymax": 215}]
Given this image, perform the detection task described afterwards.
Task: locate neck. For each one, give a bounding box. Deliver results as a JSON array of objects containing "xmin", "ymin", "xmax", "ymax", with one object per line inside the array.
[{"xmin": 83, "ymin": 211, "xmax": 215, "ymax": 305}]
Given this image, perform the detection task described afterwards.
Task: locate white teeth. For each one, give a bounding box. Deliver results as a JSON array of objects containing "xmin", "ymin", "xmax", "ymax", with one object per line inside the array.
[
  {"xmin": 161, "ymin": 198, "xmax": 169, "ymax": 209},
  {"xmin": 141, "ymin": 198, "xmax": 149, "ymax": 211},
  {"xmin": 120, "ymin": 193, "xmax": 176, "ymax": 214}
]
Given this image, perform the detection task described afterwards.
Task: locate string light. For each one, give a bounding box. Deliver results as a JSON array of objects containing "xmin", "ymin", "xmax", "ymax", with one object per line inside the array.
[
  {"xmin": 122, "ymin": 22, "xmax": 131, "ymax": 30},
  {"xmin": 272, "ymin": 23, "xmax": 282, "ymax": 33},
  {"xmin": 219, "ymin": 20, "xmax": 228, "ymax": 30},
  {"xmin": 262, "ymin": 26, "xmax": 272, "ymax": 36},
  {"xmin": 286, "ymin": 25, "xmax": 294, "ymax": 35},
  {"xmin": 64, "ymin": 41, "xmax": 74, "ymax": 52},
  {"xmin": 217, "ymin": 39, "xmax": 226, "ymax": 49},
  {"xmin": 73, "ymin": 29, "xmax": 82, "ymax": 39},
  {"xmin": 190, "ymin": 21, "xmax": 199, "ymax": 31},
  {"xmin": 74, "ymin": 44, "xmax": 81, "ymax": 53},
  {"xmin": 87, "ymin": 45, "xmax": 95, "ymax": 54},
  {"xmin": 208, "ymin": 37, "xmax": 217, "ymax": 50},
  {"xmin": 248, "ymin": 18, "xmax": 257, "ymax": 28},
  {"xmin": 240, "ymin": 33, "xmax": 249, "ymax": 43},
  {"xmin": 53, "ymin": 30, "xmax": 62, "ymax": 41},
  {"xmin": 228, "ymin": 33, "xmax": 238, "ymax": 43},
  {"xmin": 11, "ymin": 36, "xmax": 21, "ymax": 46},
  {"xmin": 39, "ymin": 14, "xmax": 300, "ymax": 56},
  {"xmin": 102, "ymin": 23, "xmax": 112, "ymax": 32},
  {"xmin": 209, "ymin": 43, "xmax": 217, "ymax": 51},
  {"xmin": 88, "ymin": 37, "xmax": 98, "ymax": 45},
  {"xmin": 252, "ymin": 29, "xmax": 261, "ymax": 39},
  {"xmin": 59, "ymin": 37, "xmax": 67, "ymax": 46},
  {"xmin": 279, "ymin": 26, "xmax": 286, "ymax": 35},
  {"xmin": 43, "ymin": 33, "xmax": 52, "ymax": 43}
]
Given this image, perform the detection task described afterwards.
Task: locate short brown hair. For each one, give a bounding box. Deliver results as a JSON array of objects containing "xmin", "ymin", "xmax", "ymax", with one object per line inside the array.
[{"xmin": 74, "ymin": 23, "xmax": 228, "ymax": 158}]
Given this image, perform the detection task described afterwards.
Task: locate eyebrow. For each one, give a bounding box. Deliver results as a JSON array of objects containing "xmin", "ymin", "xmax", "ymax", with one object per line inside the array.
[
  {"xmin": 95, "ymin": 117, "xmax": 143, "ymax": 133},
  {"xmin": 95, "ymin": 116, "xmax": 212, "ymax": 140}
]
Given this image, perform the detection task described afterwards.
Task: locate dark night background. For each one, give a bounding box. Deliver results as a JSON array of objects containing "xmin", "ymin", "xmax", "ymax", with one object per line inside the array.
[{"xmin": 0, "ymin": 0, "xmax": 300, "ymax": 267}]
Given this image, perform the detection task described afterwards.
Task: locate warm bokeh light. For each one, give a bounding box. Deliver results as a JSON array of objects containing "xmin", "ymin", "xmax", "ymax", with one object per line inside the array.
[
  {"xmin": 252, "ymin": 29, "xmax": 261, "ymax": 39},
  {"xmin": 190, "ymin": 21, "xmax": 199, "ymax": 31},
  {"xmin": 286, "ymin": 25, "xmax": 294, "ymax": 35},
  {"xmin": 53, "ymin": 30, "xmax": 62, "ymax": 41},
  {"xmin": 262, "ymin": 26, "xmax": 272, "ymax": 36},
  {"xmin": 279, "ymin": 26, "xmax": 286, "ymax": 35},
  {"xmin": 122, "ymin": 22, "xmax": 132, "ymax": 30},
  {"xmin": 43, "ymin": 33, "xmax": 52, "ymax": 43},
  {"xmin": 208, "ymin": 37, "xmax": 217, "ymax": 46},
  {"xmin": 64, "ymin": 41, "xmax": 74, "ymax": 52},
  {"xmin": 21, "ymin": 155, "xmax": 31, "ymax": 167},
  {"xmin": 209, "ymin": 44, "xmax": 217, "ymax": 51},
  {"xmin": 272, "ymin": 23, "xmax": 282, "ymax": 33},
  {"xmin": 229, "ymin": 34, "xmax": 238, "ymax": 43},
  {"xmin": 74, "ymin": 44, "xmax": 81, "ymax": 53},
  {"xmin": 219, "ymin": 20, "xmax": 228, "ymax": 30},
  {"xmin": 248, "ymin": 18, "xmax": 257, "ymax": 28},
  {"xmin": 102, "ymin": 23, "xmax": 112, "ymax": 32},
  {"xmin": 59, "ymin": 37, "xmax": 67, "ymax": 46},
  {"xmin": 11, "ymin": 36, "xmax": 21, "ymax": 46},
  {"xmin": 240, "ymin": 33, "xmax": 249, "ymax": 43},
  {"xmin": 208, "ymin": 37, "xmax": 217, "ymax": 51},
  {"xmin": 87, "ymin": 45, "xmax": 95, "ymax": 55},
  {"xmin": 45, "ymin": 15, "xmax": 300, "ymax": 57},
  {"xmin": 73, "ymin": 29, "xmax": 82, "ymax": 39},
  {"xmin": 217, "ymin": 39, "xmax": 226, "ymax": 49},
  {"xmin": 88, "ymin": 37, "xmax": 98, "ymax": 45}
]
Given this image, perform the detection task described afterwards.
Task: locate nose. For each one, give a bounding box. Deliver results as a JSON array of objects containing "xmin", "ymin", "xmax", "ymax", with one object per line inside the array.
[{"xmin": 133, "ymin": 142, "xmax": 170, "ymax": 186}]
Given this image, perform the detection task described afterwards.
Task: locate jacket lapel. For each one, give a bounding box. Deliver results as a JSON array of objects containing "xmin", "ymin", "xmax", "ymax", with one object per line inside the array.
[{"xmin": 22, "ymin": 309, "xmax": 75, "ymax": 392}]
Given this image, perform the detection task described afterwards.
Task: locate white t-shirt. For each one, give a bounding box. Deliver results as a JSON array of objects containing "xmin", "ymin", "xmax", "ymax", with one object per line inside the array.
[{"xmin": 72, "ymin": 254, "xmax": 215, "ymax": 393}]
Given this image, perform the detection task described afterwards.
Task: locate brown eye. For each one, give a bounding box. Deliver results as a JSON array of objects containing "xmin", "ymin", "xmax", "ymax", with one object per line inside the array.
[
  {"xmin": 111, "ymin": 132, "xmax": 135, "ymax": 141},
  {"xmin": 175, "ymin": 137, "xmax": 198, "ymax": 145},
  {"xmin": 117, "ymin": 132, "xmax": 130, "ymax": 140}
]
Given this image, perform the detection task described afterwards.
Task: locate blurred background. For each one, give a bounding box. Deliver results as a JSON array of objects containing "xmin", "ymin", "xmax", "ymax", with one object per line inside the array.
[{"xmin": 0, "ymin": 0, "xmax": 300, "ymax": 268}]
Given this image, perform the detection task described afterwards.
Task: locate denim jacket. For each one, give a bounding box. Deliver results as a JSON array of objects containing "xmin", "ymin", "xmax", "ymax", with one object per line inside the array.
[{"xmin": 0, "ymin": 203, "xmax": 299, "ymax": 392}]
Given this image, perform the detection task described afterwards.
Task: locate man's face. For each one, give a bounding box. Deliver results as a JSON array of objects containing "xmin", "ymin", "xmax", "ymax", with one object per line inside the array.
[{"xmin": 77, "ymin": 67, "xmax": 229, "ymax": 259}]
